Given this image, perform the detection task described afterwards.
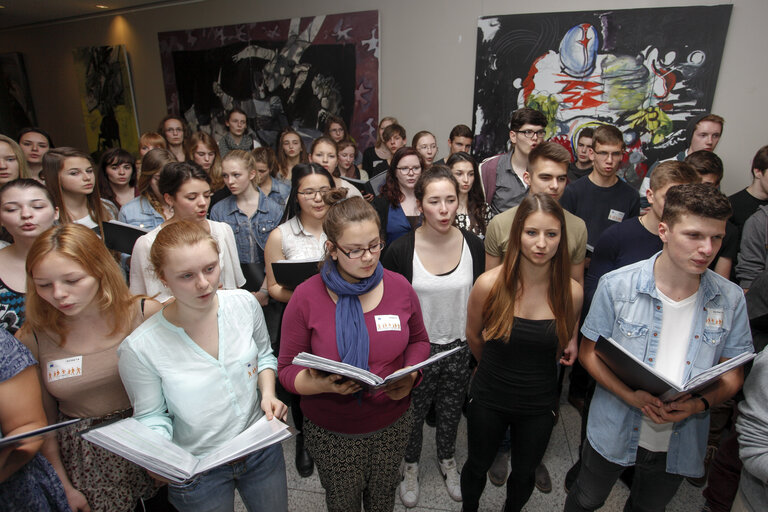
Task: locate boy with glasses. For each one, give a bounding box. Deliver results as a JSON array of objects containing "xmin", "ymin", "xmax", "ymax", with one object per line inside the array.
[
  {"xmin": 561, "ymin": 125, "xmax": 640, "ymax": 261},
  {"xmin": 479, "ymin": 108, "xmax": 548, "ymax": 215}
]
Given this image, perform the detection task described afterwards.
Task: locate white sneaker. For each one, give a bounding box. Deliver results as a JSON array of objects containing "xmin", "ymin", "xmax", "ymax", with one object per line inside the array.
[
  {"xmin": 399, "ymin": 461, "xmax": 419, "ymax": 507},
  {"xmin": 438, "ymin": 458, "xmax": 462, "ymax": 502}
]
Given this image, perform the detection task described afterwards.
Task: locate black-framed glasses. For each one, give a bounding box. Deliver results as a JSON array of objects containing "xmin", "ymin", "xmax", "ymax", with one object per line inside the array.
[
  {"xmin": 516, "ymin": 129, "xmax": 546, "ymax": 140},
  {"xmin": 335, "ymin": 241, "xmax": 385, "ymax": 259},
  {"xmin": 297, "ymin": 187, "xmax": 330, "ymax": 198}
]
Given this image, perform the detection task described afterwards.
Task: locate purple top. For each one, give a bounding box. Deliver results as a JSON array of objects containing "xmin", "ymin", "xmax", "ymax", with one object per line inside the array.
[{"xmin": 278, "ymin": 270, "xmax": 430, "ymax": 434}]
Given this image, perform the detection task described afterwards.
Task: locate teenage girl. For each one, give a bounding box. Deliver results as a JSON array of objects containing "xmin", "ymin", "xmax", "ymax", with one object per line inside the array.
[
  {"xmin": 0, "ymin": 134, "xmax": 30, "ymax": 186},
  {"xmin": 129, "ymin": 161, "xmax": 244, "ymax": 303},
  {"xmin": 448, "ymin": 152, "xmax": 491, "ymax": 237},
  {"xmin": 119, "ymin": 220, "xmax": 288, "ymax": 512},
  {"xmin": 118, "ymin": 149, "xmax": 176, "ymax": 230},
  {"xmin": 459, "ymin": 194, "xmax": 582, "ymax": 512},
  {"xmin": 382, "ymin": 166, "xmax": 484, "ymax": 506},
  {"xmin": 252, "ymin": 147, "xmax": 290, "ymax": 207},
  {"xmin": 98, "ymin": 148, "xmax": 136, "ymax": 209},
  {"xmin": 17, "ymin": 127, "xmax": 53, "ymax": 181},
  {"xmin": 362, "ymin": 116, "xmax": 397, "ymax": 173},
  {"xmin": 42, "ymin": 148, "xmax": 116, "ymax": 232},
  {"xmin": 276, "ymin": 128, "xmax": 308, "ymax": 182},
  {"xmin": 185, "ymin": 131, "xmax": 228, "ymax": 206},
  {"xmin": 278, "ymin": 190, "xmax": 430, "ymax": 512},
  {"xmin": 371, "ymin": 147, "xmax": 425, "ymax": 247},
  {"xmin": 412, "ymin": 130, "xmax": 438, "ymax": 168},
  {"xmin": 263, "ymin": 163, "xmax": 336, "ymax": 477},
  {"xmin": 309, "ymin": 137, "xmax": 362, "ymax": 199},
  {"xmin": 0, "ymin": 179, "xmax": 58, "ymax": 334},
  {"xmin": 19, "ymin": 223, "xmax": 164, "ymax": 511}
]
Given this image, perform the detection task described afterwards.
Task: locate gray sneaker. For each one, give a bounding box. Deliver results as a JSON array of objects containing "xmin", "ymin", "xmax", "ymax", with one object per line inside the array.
[{"xmin": 488, "ymin": 451, "xmax": 509, "ymax": 486}]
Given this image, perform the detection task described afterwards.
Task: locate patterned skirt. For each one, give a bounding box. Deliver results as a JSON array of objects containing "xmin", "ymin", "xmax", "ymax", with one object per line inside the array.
[{"xmin": 58, "ymin": 412, "xmax": 157, "ymax": 512}]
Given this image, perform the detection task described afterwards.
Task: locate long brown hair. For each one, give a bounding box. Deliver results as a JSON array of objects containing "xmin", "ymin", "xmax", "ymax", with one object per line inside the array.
[
  {"xmin": 42, "ymin": 147, "xmax": 114, "ymax": 232},
  {"xmin": 276, "ymin": 128, "xmax": 308, "ymax": 180},
  {"xmin": 185, "ymin": 132, "xmax": 224, "ymax": 191},
  {"xmin": 482, "ymin": 194, "xmax": 575, "ymax": 349},
  {"xmin": 137, "ymin": 148, "xmax": 176, "ymax": 215},
  {"xmin": 24, "ymin": 224, "xmax": 143, "ymax": 344}
]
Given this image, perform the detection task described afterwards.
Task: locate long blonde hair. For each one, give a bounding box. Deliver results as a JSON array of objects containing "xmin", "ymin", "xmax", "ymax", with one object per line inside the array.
[
  {"xmin": 24, "ymin": 224, "xmax": 142, "ymax": 344},
  {"xmin": 482, "ymin": 194, "xmax": 575, "ymax": 349}
]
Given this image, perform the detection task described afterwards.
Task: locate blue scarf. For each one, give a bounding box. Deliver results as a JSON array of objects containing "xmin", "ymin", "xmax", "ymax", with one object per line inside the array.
[{"xmin": 321, "ymin": 259, "xmax": 384, "ymax": 371}]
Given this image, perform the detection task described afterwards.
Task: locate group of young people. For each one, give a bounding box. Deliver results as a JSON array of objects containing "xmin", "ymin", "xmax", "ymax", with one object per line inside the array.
[{"xmin": 0, "ymin": 104, "xmax": 765, "ymax": 512}]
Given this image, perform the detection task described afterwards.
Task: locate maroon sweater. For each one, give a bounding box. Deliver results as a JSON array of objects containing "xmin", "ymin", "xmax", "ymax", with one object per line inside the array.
[{"xmin": 278, "ymin": 270, "xmax": 430, "ymax": 434}]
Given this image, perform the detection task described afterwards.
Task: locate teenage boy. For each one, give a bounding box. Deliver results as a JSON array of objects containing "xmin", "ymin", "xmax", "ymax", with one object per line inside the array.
[
  {"xmin": 434, "ymin": 124, "xmax": 473, "ymax": 165},
  {"xmin": 483, "ymin": 141, "xmax": 587, "ymax": 492},
  {"xmin": 568, "ymin": 128, "xmax": 594, "ymax": 182},
  {"xmin": 684, "ymin": 150, "xmax": 738, "ymax": 281},
  {"xmin": 639, "ymin": 114, "xmax": 724, "ymax": 201},
  {"xmin": 371, "ymin": 123, "xmax": 406, "ymax": 176},
  {"xmin": 560, "ymin": 124, "xmax": 640, "ymax": 259},
  {"xmin": 729, "ymin": 145, "xmax": 768, "ymax": 236},
  {"xmin": 563, "ymin": 161, "xmax": 700, "ymax": 490},
  {"xmin": 479, "ymin": 107, "xmax": 548, "ymax": 215},
  {"xmin": 158, "ymin": 115, "xmax": 188, "ymax": 162},
  {"xmin": 564, "ymin": 183, "xmax": 752, "ymax": 512},
  {"xmin": 485, "ymin": 141, "xmax": 587, "ymax": 284}
]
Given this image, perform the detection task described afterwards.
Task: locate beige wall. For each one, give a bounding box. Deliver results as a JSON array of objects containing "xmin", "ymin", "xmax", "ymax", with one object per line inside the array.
[{"xmin": 1, "ymin": 0, "xmax": 764, "ymax": 194}]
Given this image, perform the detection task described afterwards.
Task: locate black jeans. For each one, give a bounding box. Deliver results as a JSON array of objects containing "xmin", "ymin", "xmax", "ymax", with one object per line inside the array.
[
  {"xmin": 564, "ymin": 441, "xmax": 684, "ymax": 512},
  {"xmin": 460, "ymin": 400, "xmax": 554, "ymax": 512}
]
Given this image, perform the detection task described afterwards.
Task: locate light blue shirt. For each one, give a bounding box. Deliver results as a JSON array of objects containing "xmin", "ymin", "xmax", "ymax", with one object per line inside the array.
[
  {"xmin": 118, "ymin": 196, "xmax": 165, "ymax": 231},
  {"xmin": 583, "ymin": 252, "xmax": 752, "ymax": 477},
  {"xmin": 117, "ymin": 290, "xmax": 276, "ymax": 457}
]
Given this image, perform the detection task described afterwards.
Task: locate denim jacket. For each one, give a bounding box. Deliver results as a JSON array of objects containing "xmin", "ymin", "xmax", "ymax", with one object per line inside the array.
[
  {"xmin": 263, "ymin": 178, "xmax": 290, "ymax": 208},
  {"xmin": 118, "ymin": 196, "xmax": 165, "ymax": 231},
  {"xmin": 209, "ymin": 191, "xmax": 282, "ymax": 264},
  {"xmin": 582, "ymin": 252, "xmax": 752, "ymax": 477}
]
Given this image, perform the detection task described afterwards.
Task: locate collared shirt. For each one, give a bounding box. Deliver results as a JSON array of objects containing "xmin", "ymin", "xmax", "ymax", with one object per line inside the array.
[
  {"xmin": 278, "ymin": 216, "xmax": 327, "ymax": 261},
  {"xmin": 118, "ymin": 290, "xmax": 276, "ymax": 457},
  {"xmin": 210, "ymin": 190, "xmax": 283, "ymax": 264},
  {"xmin": 118, "ymin": 196, "xmax": 165, "ymax": 231},
  {"xmin": 583, "ymin": 252, "xmax": 753, "ymax": 477},
  {"xmin": 264, "ymin": 178, "xmax": 291, "ymax": 207},
  {"xmin": 490, "ymin": 150, "xmax": 528, "ymax": 215}
]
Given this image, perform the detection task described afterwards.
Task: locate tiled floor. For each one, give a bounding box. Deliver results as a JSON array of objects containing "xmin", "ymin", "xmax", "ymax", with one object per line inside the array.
[{"xmin": 236, "ymin": 385, "xmax": 708, "ymax": 511}]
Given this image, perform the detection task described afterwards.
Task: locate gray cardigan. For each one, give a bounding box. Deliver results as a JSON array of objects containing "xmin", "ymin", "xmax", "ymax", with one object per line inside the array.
[
  {"xmin": 736, "ymin": 349, "xmax": 768, "ymax": 510},
  {"xmin": 737, "ymin": 205, "xmax": 768, "ymax": 288}
]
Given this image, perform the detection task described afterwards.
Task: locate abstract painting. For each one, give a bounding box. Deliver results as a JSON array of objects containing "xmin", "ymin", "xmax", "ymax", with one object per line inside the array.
[
  {"xmin": 72, "ymin": 45, "xmax": 140, "ymax": 159},
  {"xmin": 0, "ymin": 52, "xmax": 37, "ymax": 137},
  {"xmin": 472, "ymin": 5, "xmax": 732, "ymax": 188},
  {"xmin": 157, "ymin": 10, "xmax": 379, "ymax": 151}
]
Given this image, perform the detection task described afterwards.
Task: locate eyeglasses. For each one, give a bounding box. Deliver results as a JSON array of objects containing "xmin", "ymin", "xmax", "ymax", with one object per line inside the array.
[
  {"xmin": 594, "ymin": 151, "xmax": 624, "ymax": 160},
  {"xmin": 297, "ymin": 187, "xmax": 330, "ymax": 198},
  {"xmin": 417, "ymin": 144, "xmax": 437, "ymax": 152},
  {"xmin": 516, "ymin": 129, "xmax": 546, "ymax": 140},
  {"xmin": 396, "ymin": 165, "xmax": 422, "ymax": 175},
  {"xmin": 335, "ymin": 241, "xmax": 385, "ymax": 259}
]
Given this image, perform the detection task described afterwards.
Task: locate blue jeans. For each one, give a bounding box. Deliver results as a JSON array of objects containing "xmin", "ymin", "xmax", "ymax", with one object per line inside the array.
[
  {"xmin": 564, "ymin": 441, "xmax": 684, "ymax": 512},
  {"xmin": 167, "ymin": 443, "xmax": 287, "ymax": 512}
]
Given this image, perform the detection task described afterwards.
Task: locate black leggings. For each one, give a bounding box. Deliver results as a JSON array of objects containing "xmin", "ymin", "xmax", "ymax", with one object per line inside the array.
[{"xmin": 460, "ymin": 400, "xmax": 554, "ymax": 512}]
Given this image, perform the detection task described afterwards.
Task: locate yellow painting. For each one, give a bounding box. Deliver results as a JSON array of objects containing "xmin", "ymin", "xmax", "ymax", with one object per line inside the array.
[{"xmin": 72, "ymin": 45, "xmax": 139, "ymax": 159}]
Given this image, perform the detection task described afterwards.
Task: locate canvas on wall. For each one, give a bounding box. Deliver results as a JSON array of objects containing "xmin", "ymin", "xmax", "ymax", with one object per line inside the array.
[
  {"xmin": 72, "ymin": 44, "xmax": 141, "ymax": 159},
  {"xmin": 472, "ymin": 5, "xmax": 732, "ymax": 188},
  {"xmin": 0, "ymin": 52, "xmax": 37, "ymax": 138},
  {"xmin": 157, "ymin": 10, "xmax": 379, "ymax": 151}
]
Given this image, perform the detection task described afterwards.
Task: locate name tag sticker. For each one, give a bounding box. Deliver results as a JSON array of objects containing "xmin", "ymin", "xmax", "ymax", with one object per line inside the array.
[
  {"xmin": 245, "ymin": 359, "xmax": 259, "ymax": 379},
  {"xmin": 47, "ymin": 356, "xmax": 83, "ymax": 383},
  {"xmin": 375, "ymin": 315, "xmax": 401, "ymax": 332},
  {"xmin": 706, "ymin": 308, "xmax": 724, "ymax": 328},
  {"xmin": 608, "ymin": 209, "xmax": 625, "ymax": 223}
]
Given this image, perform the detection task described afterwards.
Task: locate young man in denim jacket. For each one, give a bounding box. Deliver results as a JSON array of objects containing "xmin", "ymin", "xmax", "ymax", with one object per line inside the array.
[{"xmin": 564, "ymin": 183, "xmax": 753, "ymax": 512}]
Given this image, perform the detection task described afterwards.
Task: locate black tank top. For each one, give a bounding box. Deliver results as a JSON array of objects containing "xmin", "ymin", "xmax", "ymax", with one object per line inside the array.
[{"xmin": 470, "ymin": 317, "xmax": 558, "ymax": 415}]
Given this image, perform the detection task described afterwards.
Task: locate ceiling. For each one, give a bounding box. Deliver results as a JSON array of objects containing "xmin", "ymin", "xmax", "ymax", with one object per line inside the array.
[{"xmin": 0, "ymin": 0, "xmax": 205, "ymax": 30}]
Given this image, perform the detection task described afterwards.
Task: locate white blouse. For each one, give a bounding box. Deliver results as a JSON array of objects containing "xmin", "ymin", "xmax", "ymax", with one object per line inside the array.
[{"xmin": 129, "ymin": 220, "xmax": 245, "ymax": 302}]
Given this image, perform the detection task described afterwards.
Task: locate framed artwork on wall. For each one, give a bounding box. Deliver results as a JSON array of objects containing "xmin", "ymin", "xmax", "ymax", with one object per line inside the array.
[
  {"xmin": 157, "ymin": 10, "xmax": 379, "ymax": 152},
  {"xmin": 0, "ymin": 52, "xmax": 37, "ymax": 137},
  {"xmin": 472, "ymin": 5, "xmax": 732, "ymax": 188}
]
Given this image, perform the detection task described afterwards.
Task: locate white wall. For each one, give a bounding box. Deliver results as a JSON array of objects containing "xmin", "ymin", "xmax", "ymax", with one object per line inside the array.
[{"xmin": 1, "ymin": 0, "xmax": 764, "ymax": 193}]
